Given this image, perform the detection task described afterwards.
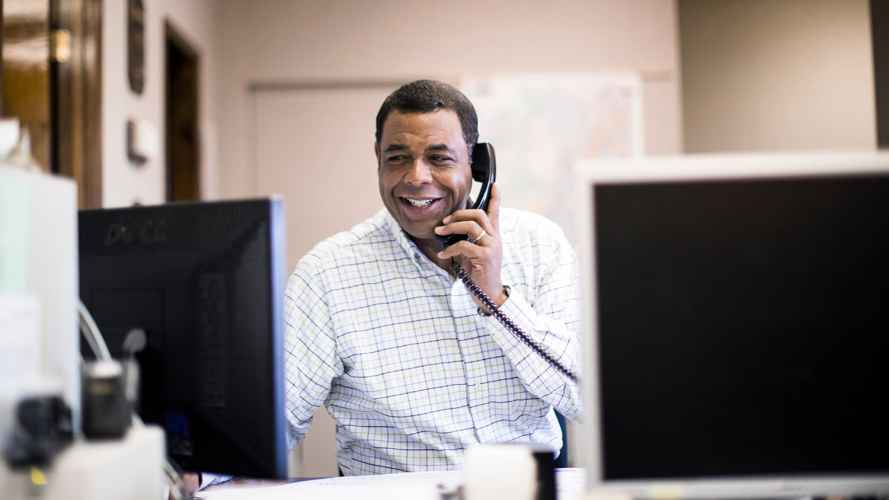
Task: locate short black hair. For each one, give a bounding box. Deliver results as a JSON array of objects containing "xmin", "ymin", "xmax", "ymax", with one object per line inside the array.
[{"xmin": 375, "ymin": 80, "xmax": 479, "ymax": 155}]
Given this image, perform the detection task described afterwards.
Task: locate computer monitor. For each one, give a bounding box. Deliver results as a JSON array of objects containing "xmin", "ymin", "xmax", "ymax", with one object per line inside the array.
[
  {"xmin": 78, "ymin": 198, "xmax": 288, "ymax": 479},
  {"xmin": 573, "ymin": 153, "xmax": 889, "ymax": 498}
]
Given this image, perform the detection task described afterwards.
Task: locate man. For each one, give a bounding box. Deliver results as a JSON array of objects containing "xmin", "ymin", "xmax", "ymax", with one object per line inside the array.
[{"xmin": 285, "ymin": 80, "xmax": 580, "ymax": 475}]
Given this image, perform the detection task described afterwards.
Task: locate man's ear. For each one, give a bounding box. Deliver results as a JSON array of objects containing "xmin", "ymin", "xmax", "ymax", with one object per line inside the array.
[{"xmin": 374, "ymin": 143, "xmax": 381, "ymax": 165}]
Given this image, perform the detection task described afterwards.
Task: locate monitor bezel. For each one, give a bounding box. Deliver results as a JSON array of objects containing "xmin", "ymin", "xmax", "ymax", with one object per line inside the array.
[
  {"xmin": 572, "ymin": 152, "xmax": 889, "ymax": 498},
  {"xmin": 78, "ymin": 197, "xmax": 289, "ymax": 479}
]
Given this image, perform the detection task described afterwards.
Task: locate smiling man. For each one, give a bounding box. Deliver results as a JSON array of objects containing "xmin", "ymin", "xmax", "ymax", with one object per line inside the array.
[{"xmin": 284, "ymin": 80, "xmax": 580, "ymax": 475}]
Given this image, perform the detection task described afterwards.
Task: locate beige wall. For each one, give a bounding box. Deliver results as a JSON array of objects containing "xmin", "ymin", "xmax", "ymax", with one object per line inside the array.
[
  {"xmin": 680, "ymin": 0, "xmax": 876, "ymax": 153},
  {"xmin": 216, "ymin": 0, "xmax": 683, "ymax": 201},
  {"xmin": 102, "ymin": 0, "xmax": 219, "ymax": 207}
]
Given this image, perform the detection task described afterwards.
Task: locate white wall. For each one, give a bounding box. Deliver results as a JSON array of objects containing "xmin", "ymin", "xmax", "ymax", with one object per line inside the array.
[
  {"xmin": 216, "ymin": 0, "xmax": 683, "ymax": 201},
  {"xmin": 214, "ymin": 0, "xmax": 682, "ymax": 477},
  {"xmin": 680, "ymin": 0, "xmax": 876, "ymax": 153},
  {"xmin": 102, "ymin": 0, "xmax": 220, "ymax": 207}
]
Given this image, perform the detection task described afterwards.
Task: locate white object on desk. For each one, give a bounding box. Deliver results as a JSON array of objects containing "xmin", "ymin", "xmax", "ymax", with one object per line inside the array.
[
  {"xmin": 201, "ymin": 471, "xmax": 460, "ymax": 500},
  {"xmin": 464, "ymin": 444, "xmax": 536, "ymax": 500},
  {"xmin": 0, "ymin": 425, "xmax": 166, "ymax": 500},
  {"xmin": 0, "ymin": 167, "xmax": 79, "ymax": 431},
  {"xmin": 0, "ymin": 293, "xmax": 42, "ymax": 442},
  {"xmin": 201, "ymin": 468, "xmax": 586, "ymax": 500}
]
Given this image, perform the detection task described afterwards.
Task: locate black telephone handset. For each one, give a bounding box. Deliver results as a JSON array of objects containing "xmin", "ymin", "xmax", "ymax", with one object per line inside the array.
[
  {"xmin": 439, "ymin": 142, "xmax": 497, "ymax": 249},
  {"xmin": 468, "ymin": 142, "xmax": 497, "ymax": 212},
  {"xmin": 441, "ymin": 142, "xmax": 578, "ymax": 383}
]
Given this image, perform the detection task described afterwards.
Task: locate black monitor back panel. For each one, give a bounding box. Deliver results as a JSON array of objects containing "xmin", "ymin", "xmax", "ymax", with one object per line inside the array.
[{"xmin": 79, "ymin": 199, "xmax": 287, "ymax": 479}]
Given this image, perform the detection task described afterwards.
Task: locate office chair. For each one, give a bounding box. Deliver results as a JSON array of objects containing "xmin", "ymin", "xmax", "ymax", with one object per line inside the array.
[{"xmin": 555, "ymin": 411, "xmax": 569, "ymax": 468}]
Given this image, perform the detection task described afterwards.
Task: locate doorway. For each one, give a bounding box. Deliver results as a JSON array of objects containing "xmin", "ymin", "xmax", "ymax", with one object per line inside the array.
[
  {"xmin": 2, "ymin": 0, "xmax": 52, "ymax": 172},
  {"xmin": 2, "ymin": 0, "xmax": 103, "ymax": 208},
  {"xmin": 164, "ymin": 20, "xmax": 200, "ymax": 202}
]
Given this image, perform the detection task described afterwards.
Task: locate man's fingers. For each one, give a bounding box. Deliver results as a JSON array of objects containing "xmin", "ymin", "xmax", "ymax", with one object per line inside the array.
[
  {"xmin": 447, "ymin": 184, "xmax": 501, "ymax": 234},
  {"xmin": 437, "ymin": 240, "xmax": 487, "ymax": 260},
  {"xmin": 182, "ymin": 473, "xmax": 200, "ymax": 492},
  {"xmin": 170, "ymin": 473, "xmax": 200, "ymax": 500},
  {"xmin": 434, "ymin": 220, "xmax": 487, "ymax": 241},
  {"xmin": 488, "ymin": 184, "xmax": 501, "ymax": 232},
  {"xmin": 443, "ymin": 209, "xmax": 495, "ymax": 235}
]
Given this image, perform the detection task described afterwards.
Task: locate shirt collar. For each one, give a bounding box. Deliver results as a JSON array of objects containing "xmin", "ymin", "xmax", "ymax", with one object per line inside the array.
[
  {"xmin": 382, "ymin": 210, "xmax": 446, "ymax": 273},
  {"xmin": 383, "ymin": 210, "xmax": 423, "ymax": 260}
]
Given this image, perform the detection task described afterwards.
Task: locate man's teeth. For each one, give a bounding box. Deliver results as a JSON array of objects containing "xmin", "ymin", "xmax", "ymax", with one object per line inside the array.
[{"xmin": 406, "ymin": 198, "xmax": 435, "ymax": 207}]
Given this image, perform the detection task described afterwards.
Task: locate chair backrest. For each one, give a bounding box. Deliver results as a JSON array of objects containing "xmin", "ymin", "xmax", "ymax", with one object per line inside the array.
[{"xmin": 555, "ymin": 411, "xmax": 568, "ymax": 467}]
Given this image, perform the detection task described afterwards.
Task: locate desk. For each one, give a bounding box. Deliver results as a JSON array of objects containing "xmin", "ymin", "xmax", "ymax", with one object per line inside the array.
[{"xmin": 201, "ymin": 468, "xmax": 585, "ymax": 500}]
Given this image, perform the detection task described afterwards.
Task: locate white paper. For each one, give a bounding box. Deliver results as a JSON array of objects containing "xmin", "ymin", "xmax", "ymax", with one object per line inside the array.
[
  {"xmin": 201, "ymin": 471, "xmax": 457, "ymax": 500},
  {"xmin": 200, "ymin": 468, "xmax": 586, "ymax": 500}
]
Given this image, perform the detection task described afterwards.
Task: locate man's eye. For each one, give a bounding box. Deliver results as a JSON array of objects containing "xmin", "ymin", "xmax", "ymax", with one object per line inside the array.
[
  {"xmin": 429, "ymin": 155, "xmax": 453, "ymax": 163},
  {"xmin": 386, "ymin": 155, "xmax": 407, "ymax": 163}
]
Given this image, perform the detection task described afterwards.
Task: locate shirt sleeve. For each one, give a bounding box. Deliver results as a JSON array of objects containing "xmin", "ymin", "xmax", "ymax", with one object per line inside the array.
[
  {"xmin": 197, "ymin": 472, "xmax": 231, "ymax": 490},
  {"xmin": 484, "ymin": 221, "xmax": 582, "ymax": 420},
  {"xmin": 284, "ymin": 252, "xmax": 344, "ymax": 447}
]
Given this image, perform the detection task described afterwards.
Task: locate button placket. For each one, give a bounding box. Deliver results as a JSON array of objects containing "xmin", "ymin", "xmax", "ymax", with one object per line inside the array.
[{"xmin": 450, "ymin": 279, "xmax": 494, "ymax": 437}]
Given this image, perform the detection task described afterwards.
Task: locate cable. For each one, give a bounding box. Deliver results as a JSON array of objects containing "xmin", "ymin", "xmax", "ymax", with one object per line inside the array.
[
  {"xmin": 454, "ymin": 262, "xmax": 580, "ymax": 384},
  {"xmin": 78, "ymin": 300, "xmax": 111, "ymax": 361},
  {"xmin": 78, "ymin": 300, "xmax": 189, "ymax": 499}
]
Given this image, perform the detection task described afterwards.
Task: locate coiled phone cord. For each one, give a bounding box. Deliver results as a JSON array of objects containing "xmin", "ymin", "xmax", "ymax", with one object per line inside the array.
[{"xmin": 454, "ymin": 262, "xmax": 580, "ymax": 384}]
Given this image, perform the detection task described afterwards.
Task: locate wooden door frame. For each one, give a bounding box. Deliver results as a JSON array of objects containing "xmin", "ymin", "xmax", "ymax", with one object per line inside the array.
[
  {"xmin": 54, "ymin": 0, "xmax": 102, "ymax": 208},
  {"xmin": 164, "ymin": 18, "xmax": 201, "ymax": 201}
]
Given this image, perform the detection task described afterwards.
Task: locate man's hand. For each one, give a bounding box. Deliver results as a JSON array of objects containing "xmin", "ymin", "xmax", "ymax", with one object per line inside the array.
[
  {"xmin": 169, "ymin": 472, "xmax": 200, "ymax": 500},
  {"xmin": 435, "ymin": 184, "xmax": 506, "ymax": 310}
]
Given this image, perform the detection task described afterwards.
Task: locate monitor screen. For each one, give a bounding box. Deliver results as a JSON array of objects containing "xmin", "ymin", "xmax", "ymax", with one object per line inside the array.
[
  {"xmin": 78, "ymin": 198, "xmax": 287, "ymax": 479},
  {"xmin": 575, "ymin": 154, "xmax": 889, "ymax": 497}
]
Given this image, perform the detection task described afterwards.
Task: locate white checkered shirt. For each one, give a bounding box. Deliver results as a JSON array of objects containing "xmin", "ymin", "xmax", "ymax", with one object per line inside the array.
[{"xmin": 284, "ymin": 207, "xmax": 581, "ymax": 475}]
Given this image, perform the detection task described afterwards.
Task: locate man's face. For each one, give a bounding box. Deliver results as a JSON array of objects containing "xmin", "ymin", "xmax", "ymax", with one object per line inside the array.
[{"xmin": 376, "ymin": 109, "xmax": 472, "ymax": 242}]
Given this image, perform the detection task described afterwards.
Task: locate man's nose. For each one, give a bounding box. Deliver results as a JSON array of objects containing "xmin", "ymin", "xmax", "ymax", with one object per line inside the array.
[{"xmin": 403, "ymin": 158, "xmax": 433, "ymax": 185}]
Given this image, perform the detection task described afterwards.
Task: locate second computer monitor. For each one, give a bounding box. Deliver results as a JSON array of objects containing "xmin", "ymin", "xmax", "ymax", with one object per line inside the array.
[{"xmin": 575, "ymin": 153, "xmax": 889, "ymax": 498}]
